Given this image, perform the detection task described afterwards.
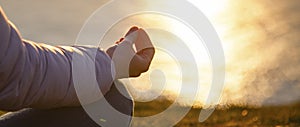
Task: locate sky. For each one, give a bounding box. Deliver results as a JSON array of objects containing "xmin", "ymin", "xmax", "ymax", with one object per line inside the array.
[{"xmin": 0, "ymin": 0, "xmax": 299, "ymax": 107}]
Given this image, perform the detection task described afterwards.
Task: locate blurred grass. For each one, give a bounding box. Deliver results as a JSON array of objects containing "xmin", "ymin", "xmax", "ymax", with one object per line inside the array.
[
  {"xmin": 0, "ymin": 100, "xmax": 299, "ymax": 126},
  {"xmin": 0, "ymin": 111, "xmax": 5, "ymax": 116},
  {"xmin": 134, "ymin": 99, "xmax": 300, "ymax": 127}
]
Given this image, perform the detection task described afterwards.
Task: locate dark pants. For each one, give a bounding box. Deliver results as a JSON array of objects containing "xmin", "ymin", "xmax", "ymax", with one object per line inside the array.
[{"xmin": 0, "ymin": 81, "xmax": 133, "ymax": 127}]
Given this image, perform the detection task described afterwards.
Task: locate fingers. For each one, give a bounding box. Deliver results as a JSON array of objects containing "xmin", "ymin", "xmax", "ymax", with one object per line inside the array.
[
  {"xmin": 117, "ymin": 26, "xmax": 139, "ymax": 45},
  {"xmin": 115, "ymin": 38, "xmax": 124, "ymax": 44},
  {"xmin": 117, "ymin": 26, "xmax": 155, "ymax": 61},
  {"xmin": 130, "ymin": 49, "xmax": 155, "ymax": 76},
  {"xmin": 108, "ymin": 26, "xmax": 156, "ymax": 78},
  {"xmin": 125, "ymin": 26, "xmax": 139, "ymax": 37},
  {"xmin": 129, "ymin": 55, "xmax": 149, "ymax": 77},
  {"xmin": 138, "ymin": 48, "xmax": 155, "ymax": 61},
  {"xmin": 109, "ymin": 26, "xmax": 140, "ymax": 59},
  {"xmin": 128, "ymin": 27, "xmax": 155, "ymax": 75},
  {"xmin": 133, "ymin": 28, "xmax": 155, "ymax": 63},
  {"xmin": 106, "ymin": 45, "xmax": 118, "ymax": 58},
  {"xmin": 134, "ymin": 28, "xmax": 154, "ymax": 52}
]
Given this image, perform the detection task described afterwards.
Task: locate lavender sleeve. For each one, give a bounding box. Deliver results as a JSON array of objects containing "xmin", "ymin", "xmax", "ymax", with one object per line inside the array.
[{"xmin": 0, "ymin": 7, "xmax": 114, "ymax": 111}]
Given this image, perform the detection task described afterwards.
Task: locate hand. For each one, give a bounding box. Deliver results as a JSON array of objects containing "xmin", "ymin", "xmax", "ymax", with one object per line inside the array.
[{"xmin": 106, "ymin": 26, "xmax": 155, "ymax": 79}]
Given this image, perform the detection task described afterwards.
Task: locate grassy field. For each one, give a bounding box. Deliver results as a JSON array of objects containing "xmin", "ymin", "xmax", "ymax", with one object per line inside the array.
[
  {"xmin": 0, "ymin": 100, "xmax": 299, "ymax": 127},
  {"xmin": 133, "ymin": 99, "xmax": 300, "ymax": 127}
]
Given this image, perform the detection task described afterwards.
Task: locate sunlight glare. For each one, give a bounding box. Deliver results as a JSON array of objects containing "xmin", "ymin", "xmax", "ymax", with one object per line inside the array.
[{"xmin": 187, "ymin": 0, "xmax": 229, "ymax": 17}]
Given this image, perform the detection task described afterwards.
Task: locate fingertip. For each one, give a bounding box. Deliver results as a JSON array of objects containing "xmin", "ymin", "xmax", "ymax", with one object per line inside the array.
[
  {"xmin": 125, "ymin": 26, "xmax": 140, "ymax": 36},
  {"xmin": 138, "ymin": 28, "xmax": 145, "ymax": 32},
  {"xmin": 116, "ymin": 38, "xmax": 124, "ymax": 44},
  {"xmin": 130, "ymin": 26, "xmax": 139, "ymax": 30}
]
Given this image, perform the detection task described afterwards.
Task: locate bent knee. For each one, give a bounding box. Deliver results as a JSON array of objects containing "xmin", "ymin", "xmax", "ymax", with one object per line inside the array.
[{"xmin": 104, "ymin": 80, "xmax": 133, "ymax": 116}]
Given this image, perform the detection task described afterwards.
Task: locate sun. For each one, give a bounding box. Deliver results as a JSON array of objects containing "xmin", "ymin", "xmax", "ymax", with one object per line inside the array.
[{"xmin": 116, "ymin": 0, "xmax": 230, "ymax": 105}]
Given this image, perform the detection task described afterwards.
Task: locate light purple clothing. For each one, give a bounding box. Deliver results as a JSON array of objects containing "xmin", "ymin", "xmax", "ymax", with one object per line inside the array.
[{"xmin": 0, "ymin": 7, "xmax": 114, "ymax": 111}]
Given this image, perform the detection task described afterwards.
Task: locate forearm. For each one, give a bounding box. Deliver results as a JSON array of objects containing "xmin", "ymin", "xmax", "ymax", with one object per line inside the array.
[
  {"xmin": 0, "ymin": 41, "xmax": 115, "ymax": 110},
  {"xmin": 0, "ymin": 7, "xmax": 114, "ymax": 111},
  {"xmin": 0, "ymin": 6, "xmax": 11, "ymax": 62}
]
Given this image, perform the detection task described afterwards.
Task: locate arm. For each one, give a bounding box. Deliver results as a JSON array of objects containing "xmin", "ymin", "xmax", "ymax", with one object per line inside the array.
[{"xmin": 0, "ymin": 7, "xmax": 114, "ymax": 111}]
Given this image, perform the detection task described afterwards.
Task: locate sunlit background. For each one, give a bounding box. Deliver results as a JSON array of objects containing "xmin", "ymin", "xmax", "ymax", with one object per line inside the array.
[{"xmin": 1, "ymin": 0, "xmax": 299, "ymax": 108}]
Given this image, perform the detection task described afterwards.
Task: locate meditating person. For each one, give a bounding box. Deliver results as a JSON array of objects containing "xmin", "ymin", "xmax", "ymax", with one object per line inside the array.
[{"xmin": 0, "ymin": 6, "xmax": 155, "ymax": 127}]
